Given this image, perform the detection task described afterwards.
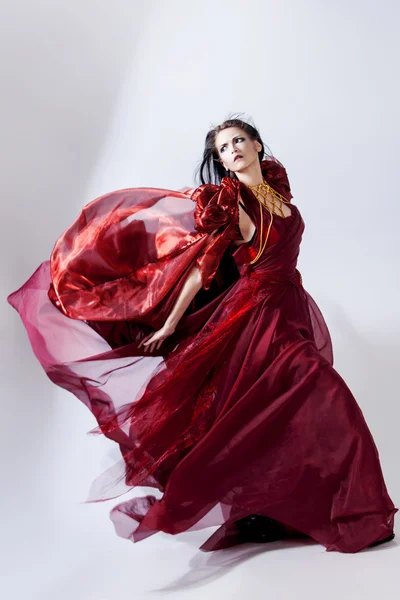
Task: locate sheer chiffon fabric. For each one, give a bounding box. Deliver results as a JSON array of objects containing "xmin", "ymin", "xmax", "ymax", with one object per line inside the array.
[{"xmin": 8, "ymin": 158, "xmax": 396, "ymax": 552}]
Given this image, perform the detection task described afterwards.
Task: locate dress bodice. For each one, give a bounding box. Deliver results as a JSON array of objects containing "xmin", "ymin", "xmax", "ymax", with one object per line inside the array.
[
  {"xmin": 237, "ymin": 199, "xmax": 297, "ymax": 249},
  {"xmin": 231, "ymin": 180, "xmax": 304, "ymax": 283}
]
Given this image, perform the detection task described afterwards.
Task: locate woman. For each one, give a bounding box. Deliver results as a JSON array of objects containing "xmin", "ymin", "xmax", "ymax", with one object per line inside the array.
[{"xmin": 7, "ymin": 117, "xmax": 397, "ymax": 553}]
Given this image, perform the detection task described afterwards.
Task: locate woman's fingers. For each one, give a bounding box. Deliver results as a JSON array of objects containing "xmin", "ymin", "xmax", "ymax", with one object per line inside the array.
[
  {"xmin": 137, "ymin": 337, "xmax": 146, "ymax": 349},
  {"xmin": 149, "ymin": 339, "xmax": 160, "ymax": 353},
  {"xmin": 138, "ymin": 333, "xmax": 156, "ymax": 349},
  {"xmin": 138, "ymin": 333, "xmax": 151, "ymax": 348},
  {"xmin": 141, "ymin": 335, "xmax": 164, "ymax": 352},
  {"xmin": 138, "ymin": 325, "xmax": 174, "ymax": 352},
  {"xmin": 143, "ymin": 339, "xmax": 152, "ymax": 352}
]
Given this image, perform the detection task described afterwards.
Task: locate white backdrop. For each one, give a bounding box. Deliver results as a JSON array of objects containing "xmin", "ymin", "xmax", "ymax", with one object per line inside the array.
[{"xmin": 1, "ymin": 1, "xmax": 399, "ymax": 599}]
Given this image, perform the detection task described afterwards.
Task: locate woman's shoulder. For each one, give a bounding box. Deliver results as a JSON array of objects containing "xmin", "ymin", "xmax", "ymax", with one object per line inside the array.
[{"xmin": 261, "ymin": 156, "xmax": 293, "ymax": 202}]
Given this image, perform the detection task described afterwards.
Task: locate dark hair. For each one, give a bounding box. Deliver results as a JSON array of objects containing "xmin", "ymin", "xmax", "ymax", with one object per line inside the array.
[{"xmin": 194, "ymin": 113, "xmax": 274, "ymax": 186}]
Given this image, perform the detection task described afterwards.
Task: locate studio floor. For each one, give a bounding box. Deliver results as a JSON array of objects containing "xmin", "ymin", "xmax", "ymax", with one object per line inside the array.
[{"xmin": 4, "ymin": 508, "xmax": 398, "ymax": 600}]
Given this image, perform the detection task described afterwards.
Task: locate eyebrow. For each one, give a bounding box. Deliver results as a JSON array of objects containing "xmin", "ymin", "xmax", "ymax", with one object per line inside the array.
[{"xmin": 218, "ymin": 135, "xmax": 242, "ymax": 150}]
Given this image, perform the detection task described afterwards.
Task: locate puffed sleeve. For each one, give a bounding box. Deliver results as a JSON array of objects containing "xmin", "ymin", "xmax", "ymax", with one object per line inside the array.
[
  {"xmin": 191, "ymin": 178, "xmax": 241, "ymax": 289},
  {"xmin": 261, "ymin": 157, "xmax": 293, "ymax": 202}
]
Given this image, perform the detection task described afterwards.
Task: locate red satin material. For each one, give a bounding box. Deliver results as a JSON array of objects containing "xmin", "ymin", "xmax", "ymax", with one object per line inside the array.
[{"xmin": 7, "ymin": 157, "xmax": 396, "ymax": 553}]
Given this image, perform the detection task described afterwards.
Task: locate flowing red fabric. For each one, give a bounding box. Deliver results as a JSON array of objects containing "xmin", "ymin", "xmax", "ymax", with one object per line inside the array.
[{"xmin": 7, "ymin": 158, "xmax": 396, "ymax": 553}]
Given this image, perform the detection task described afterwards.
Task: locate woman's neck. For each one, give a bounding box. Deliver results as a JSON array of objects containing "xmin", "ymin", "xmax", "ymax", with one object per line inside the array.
[{"xmin": 234, "ymin": 161, "xmax": 264, "ymax": 187}]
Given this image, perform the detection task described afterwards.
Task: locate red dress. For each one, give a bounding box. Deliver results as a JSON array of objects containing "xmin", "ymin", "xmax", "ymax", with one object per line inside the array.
[{"xmin": 7, "ymin": 157, "xmax": 396, "ymax": 552}]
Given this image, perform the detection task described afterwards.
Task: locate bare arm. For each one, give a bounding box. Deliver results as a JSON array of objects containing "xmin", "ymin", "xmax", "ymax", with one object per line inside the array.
[
  {"xmin": 138, "ymin": 231, "xmax": 218, "ymax": 352},
  {"xmin": 164, "ymin": 264, "xmax": 203, "ymax": 329},
  {"xmin": 137, "ymin": 263, "xmax": 204, "ymax": 352},
  {"xmin": 166, "ymin": 229, "xmax": 221, "ymax": 328}
]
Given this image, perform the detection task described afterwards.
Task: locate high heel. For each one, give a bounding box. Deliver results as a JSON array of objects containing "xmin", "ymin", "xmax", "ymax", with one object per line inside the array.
[
  {"xmin": 368, "ymin": 532, "xmax": 395, "ymax": 548},
  {"xmin": 235, "ymin": 514, "xmax": 288, "ymax": 543}
]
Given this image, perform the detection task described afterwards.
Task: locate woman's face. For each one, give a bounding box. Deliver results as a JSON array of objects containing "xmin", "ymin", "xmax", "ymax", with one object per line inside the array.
[{"xmin": 215, "ymin": 127, "xmax": 262, "ymax": 174}]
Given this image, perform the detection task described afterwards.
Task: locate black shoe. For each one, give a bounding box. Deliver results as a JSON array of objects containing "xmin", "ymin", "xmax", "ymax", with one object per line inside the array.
[
  {"xmin": 235, "ymin": 514, "xmax": 287, "ymax": 544},
  {"xmin": 368, "ymin": 532, "xmax": 395, "ymax": 548}
]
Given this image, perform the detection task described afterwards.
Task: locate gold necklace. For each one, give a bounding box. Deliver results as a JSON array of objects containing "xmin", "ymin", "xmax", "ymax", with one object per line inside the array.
[{"xmin": 246, "ymin": 180, "xmax": 292, "ymax": 265}]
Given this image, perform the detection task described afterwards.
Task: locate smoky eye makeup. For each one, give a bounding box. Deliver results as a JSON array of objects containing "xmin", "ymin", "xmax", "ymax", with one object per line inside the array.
[{"xmin": 219, "ymin": 136, "xmax": 245, "ymax": 153}]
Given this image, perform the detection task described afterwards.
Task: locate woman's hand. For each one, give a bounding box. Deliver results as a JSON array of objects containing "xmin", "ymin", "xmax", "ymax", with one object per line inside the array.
[
  {"xmin": 137, "ymin": 322, "xmax": 176, "ymax": 353},
  {"xmin": 137, "ymin": 264, "xmax": 202, "ymax": 354}
]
